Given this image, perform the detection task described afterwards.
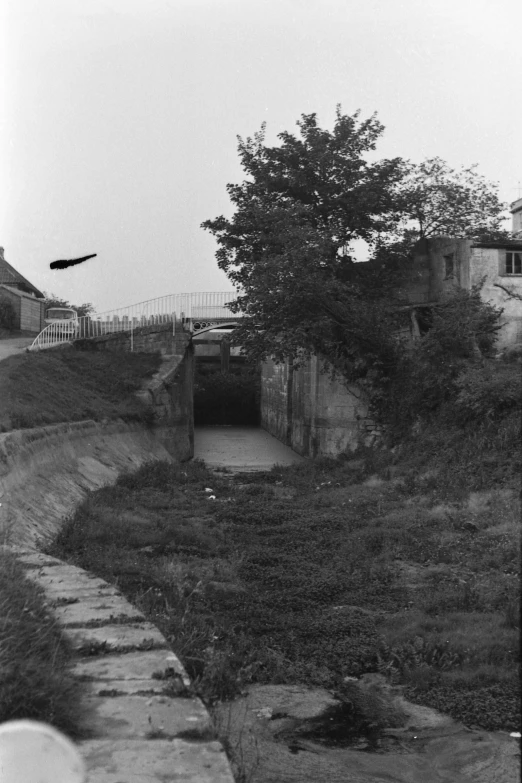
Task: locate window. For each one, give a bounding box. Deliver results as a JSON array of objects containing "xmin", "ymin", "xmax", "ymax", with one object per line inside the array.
[
  {"xmin": 505, "ymin": 251, "xmax": 522, "ymax": 275},
  {"xmin": 444, "ymin": 254, "xmax": 454, "ymax": 279}
]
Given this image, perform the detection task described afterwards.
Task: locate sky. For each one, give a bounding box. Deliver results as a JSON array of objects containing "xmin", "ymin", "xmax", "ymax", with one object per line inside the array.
[{"xmin": 1, "ymin": 0, "xmax": 521, "ymax": 314}]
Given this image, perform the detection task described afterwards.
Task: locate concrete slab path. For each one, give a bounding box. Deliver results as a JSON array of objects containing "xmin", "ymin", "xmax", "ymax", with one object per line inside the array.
[
  {"xmin": 194, "ymin": 425, "xmax": 305, "ymax": 472},
  {"xmin": 12, "ymin": 549, "xmax": 235, "ymax": 783}
]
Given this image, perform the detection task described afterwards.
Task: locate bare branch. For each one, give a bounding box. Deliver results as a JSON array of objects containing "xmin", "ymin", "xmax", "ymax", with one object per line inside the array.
[{"xmin": 494, "ymin": 283, "xmax": 522, "ymax": 301}]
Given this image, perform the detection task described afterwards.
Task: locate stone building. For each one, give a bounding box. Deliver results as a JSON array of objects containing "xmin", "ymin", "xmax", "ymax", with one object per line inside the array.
[{"xmin": 406, "ymin": 201, "xmax": 522, "ymax": 348}]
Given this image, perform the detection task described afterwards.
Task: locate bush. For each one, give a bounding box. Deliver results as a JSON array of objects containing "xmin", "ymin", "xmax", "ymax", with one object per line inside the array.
[
  {"xmin": 0, "ymin": 298, "xmax": 16, "ymax": 330},
  {"xmin": 377, "ymin": 286, "xmax": 503, "ymax": 434},
  {"xmin": 454, "ymin": 363, "xmax": 522, "ymax": 423}
]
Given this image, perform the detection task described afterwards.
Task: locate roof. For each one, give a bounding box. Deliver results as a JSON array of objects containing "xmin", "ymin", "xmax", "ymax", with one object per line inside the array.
[
  {"xmin": 471, "ymin": 241, "xmax": 522, "ymax": 250},
  {"xmin": 0, "ymin": 249, "xmax": 44, "ymax": 298},
  {"xmin": 0, "ymin": 285, "xmax": 45, "ymax": 302}
]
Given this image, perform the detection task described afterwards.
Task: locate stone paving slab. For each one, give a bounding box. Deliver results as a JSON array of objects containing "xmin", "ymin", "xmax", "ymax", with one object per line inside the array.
[
  {"xmin": 24, "ymin": 565, "xmax": 116, "ymax": 592},
  {"xmin": 82, "ymin": 678, "xmax": 173, "ymax": 696},
  {"xmin": 64, "ymin": 622, "xmax": 168, "ymax": 653},
  {"xmin": 52, "ymin": 595, "xmax": 145, "ymax": 626},
  {"xmin": 80, "ymin": 692, "xmax": 212, "ymax": 739},
  {"xmin": 72, "ymin": 650, "xmax": 190, "ymax": 685},
  {"xmin": 44, "ymin": 584, "xmax": 123, "ymax": 602},
  {"xmin": 16, "ymin": 552, "xmax": 64, "ymax": 568},
  {"xmin": 81, "ymin": 739, "xmax": 233, "ymax": 783}
]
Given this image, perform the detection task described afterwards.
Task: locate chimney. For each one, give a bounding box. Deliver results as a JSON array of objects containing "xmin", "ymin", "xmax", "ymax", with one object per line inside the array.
[{"xmin": 510, "ymin": 198, "xmax": 522, "ymax": 238}]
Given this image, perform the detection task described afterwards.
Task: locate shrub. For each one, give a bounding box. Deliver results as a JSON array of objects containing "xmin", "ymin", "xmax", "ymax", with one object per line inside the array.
[
  {"xmin": 0, "ymin": 298, "xmax": 16, "ymax": 330},
  {"xmin": 454, "ymin": 363, "xmax": 522, "ymax": 423},
  {"xmin": 378, "ymin": 286, "xmax": 503, "ymax": 434}
]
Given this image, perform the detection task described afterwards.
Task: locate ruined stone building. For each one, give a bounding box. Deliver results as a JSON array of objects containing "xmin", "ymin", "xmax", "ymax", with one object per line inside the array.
[{"xmin": 405, "ymin": 198, "xmax": 522, "ymax": 348}]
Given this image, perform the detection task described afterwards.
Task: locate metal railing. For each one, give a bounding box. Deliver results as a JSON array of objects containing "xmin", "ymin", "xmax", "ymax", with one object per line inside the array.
[{"xmin": 29, "ymin": 291, "xmax": 241, "ymax": 351}]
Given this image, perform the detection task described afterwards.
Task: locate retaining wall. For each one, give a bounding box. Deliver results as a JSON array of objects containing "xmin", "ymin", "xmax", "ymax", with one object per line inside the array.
[
  {"xmin": 261, "ymin": 355, "xmax": 377, "ymax": 457},
  {"xmin": 0, "ymin": 420, "xmax": 174, "ymax": 550}
]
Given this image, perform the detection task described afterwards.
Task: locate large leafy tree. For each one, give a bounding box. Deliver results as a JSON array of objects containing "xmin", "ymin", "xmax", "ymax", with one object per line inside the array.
[
  {"xmin": 202, "ymin": 108, "xmax": 405, "ymax": 371},
  {"xmin": 380, "ymin": 157, "xmax": 509, "ymax": 250}
]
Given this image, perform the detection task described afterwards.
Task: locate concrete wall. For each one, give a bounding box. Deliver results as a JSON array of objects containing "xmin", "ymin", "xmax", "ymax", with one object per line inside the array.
[
  {"xmin": 76, "ymin": 321, "xmax": 183, "ymax": 355},
  {"xmin": 75, "ymin": 320, "xmax": 194, "ymax": 461},
  {"xmin": 411, "ymin": 239, "xmax": 522, "ymax": 348},
  {"xmin": 261, "ymin": 356, "xmax": 372, "ymax": 457},
  {"xmin": 0, "ymin": 420, "xmax": 174, "ymax": 549},
  {"xmin": 469, "ymin": 246, "xmax": 522, "ymax": 347}
]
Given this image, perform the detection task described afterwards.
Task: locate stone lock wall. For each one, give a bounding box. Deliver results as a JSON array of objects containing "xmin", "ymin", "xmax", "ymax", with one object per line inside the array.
[{"xmin": 261, "ymin": 355, "xmax": 374, "ymax": 458}]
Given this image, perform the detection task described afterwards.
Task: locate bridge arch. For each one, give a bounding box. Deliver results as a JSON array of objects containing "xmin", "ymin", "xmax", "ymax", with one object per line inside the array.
[{"xmin": 190, "ymin": 321, "xmax": 239, "ymax": 336}]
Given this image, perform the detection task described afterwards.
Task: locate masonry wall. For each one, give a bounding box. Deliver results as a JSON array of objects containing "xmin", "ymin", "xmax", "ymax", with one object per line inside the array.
[
  {"xmin": 261, "ymin": 356, "xmax": 372, "ymax": 457},
  {"xmin": 76, "ymin": 321, "xmax": 182, "ymax": 355}
]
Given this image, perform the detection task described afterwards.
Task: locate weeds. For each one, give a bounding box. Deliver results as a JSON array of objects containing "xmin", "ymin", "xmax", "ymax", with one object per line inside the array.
[
  {"xmin": 0, "ymin": 350, "xmax": 161, "ymax": 431},
  {"xmin": 0, "ymin": 549, "xmax": 87, "ymax": 736},
  {"xmin": 47, "ymin": 430, "xmax": 521, "ymax": 733}
]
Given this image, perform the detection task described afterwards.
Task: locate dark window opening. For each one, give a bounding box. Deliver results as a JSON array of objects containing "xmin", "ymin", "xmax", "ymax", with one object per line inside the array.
[
  {"xmin": 444, "ymin": 254, "xmax": 454, "ymax": 279},
  {"xmin": 505, "ymin": 251, "xmax": 522, "ymax": 275}
]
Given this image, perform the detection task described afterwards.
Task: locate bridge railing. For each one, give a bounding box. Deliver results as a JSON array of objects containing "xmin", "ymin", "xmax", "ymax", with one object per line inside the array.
[{"xmin": 29, "ymin": 292, "xmax": 241, "ymax": 351}]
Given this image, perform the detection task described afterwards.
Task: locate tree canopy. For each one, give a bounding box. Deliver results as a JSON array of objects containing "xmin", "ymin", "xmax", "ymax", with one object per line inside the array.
[
  {"xmin": 381, "ymin": 156, "xmax": 509, "ymax": 250},
  {"xmin": 202, "ymin": 108, "xmax": 507, "ymax": 414},
  {"xmin": 202, "ymin": 109, "xmax": 406, "ymax": 366}
]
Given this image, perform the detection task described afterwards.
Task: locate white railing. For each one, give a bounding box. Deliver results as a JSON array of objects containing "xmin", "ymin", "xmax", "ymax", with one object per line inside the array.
[{"xmin": 29, "ymin": 291, "xmax": 241, "ymax": 351}]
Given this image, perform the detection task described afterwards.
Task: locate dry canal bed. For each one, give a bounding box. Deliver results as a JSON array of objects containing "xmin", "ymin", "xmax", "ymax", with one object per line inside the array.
[{"xmin": 46, "ymin": 456, "xmax": 521, "ymax": 781}]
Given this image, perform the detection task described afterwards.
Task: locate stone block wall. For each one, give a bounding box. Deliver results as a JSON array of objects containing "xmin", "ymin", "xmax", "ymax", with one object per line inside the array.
[
  {"xmin": 76, "ymin": 321, "xmax": 187, "ymax": 355},
  {"xmin": 261, "ymin": 355, "xmax": 371, "ymax": 457}
]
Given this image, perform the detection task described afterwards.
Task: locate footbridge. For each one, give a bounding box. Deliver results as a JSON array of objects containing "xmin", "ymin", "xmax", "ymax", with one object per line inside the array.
[{"xmin": 29, "ymin": 291, "xmax": 242, "ymax": 351}]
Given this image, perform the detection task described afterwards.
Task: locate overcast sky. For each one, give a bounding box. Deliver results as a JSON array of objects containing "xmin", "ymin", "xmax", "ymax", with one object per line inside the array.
[{"xmin": 1, "ymin": 0, "xmax": 520, "ymax": 313}]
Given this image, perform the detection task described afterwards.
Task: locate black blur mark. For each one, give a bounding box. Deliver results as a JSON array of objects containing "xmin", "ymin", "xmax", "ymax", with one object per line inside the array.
[{"xmin": 50, "ymin": 253, "xmax": 97, "ymax": 270}]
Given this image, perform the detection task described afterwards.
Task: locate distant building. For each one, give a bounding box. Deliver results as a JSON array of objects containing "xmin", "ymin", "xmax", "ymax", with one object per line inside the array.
[
  {"xmin": 405, "ymin": 202, "xmax": 522, "ymax": 349},
  {"xmin": 511, "ymin": 197, "xmax": 522, "ymax": 238},
  {"xmin": 0, "ymin": 247, "xmax": 45, "ymax": 332}
]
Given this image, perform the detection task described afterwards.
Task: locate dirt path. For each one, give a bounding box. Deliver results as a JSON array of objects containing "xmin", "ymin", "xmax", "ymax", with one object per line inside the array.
[{"xmin": 0, "ymin": 336, "xmax": 34, "ymax": 362}]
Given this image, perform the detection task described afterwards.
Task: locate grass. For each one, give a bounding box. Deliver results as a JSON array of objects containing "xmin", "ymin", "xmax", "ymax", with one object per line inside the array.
[
  {"xmin": 0, "ymin": 349, "xmax": 161, "ymax": 431},
  {"xmin": 47, "ymin": 410, "xmax": 521, "ymax": 733},
  {"xmin": 0, "ymin": 549, "xmax": 86, "ymax": 737}
]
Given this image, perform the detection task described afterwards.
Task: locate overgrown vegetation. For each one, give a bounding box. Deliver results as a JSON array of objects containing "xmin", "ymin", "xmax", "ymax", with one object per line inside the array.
[
  {"xmin": 202, "ymin": 108, "xmax": 510, "ymax": 403},
  {"xmin": 0, "ymin": 298, "xmax": 17, "ymax": 331},
  {"xmin": 0, "ymin": 349, "xmax": 161, "ymax": 431},
  {"xmin": 48, "ymin": 402, "xmax": 521, "ymax": 732},
  {"xmin": 0, "ymin": 549, "xmax": 86, "ymax": 736}
]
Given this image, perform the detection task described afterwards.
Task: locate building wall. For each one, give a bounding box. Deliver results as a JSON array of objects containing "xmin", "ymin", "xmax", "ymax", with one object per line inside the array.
[
  {"xmin": 261, "ymin": 355, "xmax": 371, "ymax": 457},
  {"xmin": 470, "ymin": 247, "xmax": 522, "ymax": 347},
  {"xmin": 411, "ymin": 239, "xmax": 522, "ymax": 348},
  {"xmin": 0, "ymin": 285, "xmax": 45, "ymax": 332},
  {"xmin": 511, "ymin": 198, "xmax": 522, "ymax": 236},
  {"xmin": 20, "ymin": 296, "xmax": 45, "ymax": 332}
]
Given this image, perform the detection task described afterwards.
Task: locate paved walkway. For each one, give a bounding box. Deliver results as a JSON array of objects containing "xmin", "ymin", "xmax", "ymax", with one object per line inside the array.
[
  {"xmin": 194, "ymin": 426, "xmax": 305, "ymax": 471},
  {"xmin": 0, "ymin": 336, "xmax": 34, "ymax": 362}
]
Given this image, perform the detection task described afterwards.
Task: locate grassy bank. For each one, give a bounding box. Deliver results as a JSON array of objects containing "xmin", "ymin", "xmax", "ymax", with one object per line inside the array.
[
  {"xmin": 47, "ymin": 412, "xmax": 521, "ymax": 732},
  {"xmin": 0, "ymin": 349, "xmax": 161, "ymax": 432},
  {"xmin": 0, "ymin": 549, "xmax": 86, "ymax": 736}
]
